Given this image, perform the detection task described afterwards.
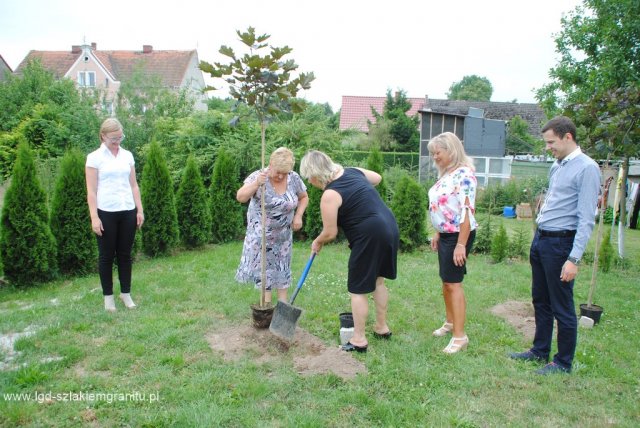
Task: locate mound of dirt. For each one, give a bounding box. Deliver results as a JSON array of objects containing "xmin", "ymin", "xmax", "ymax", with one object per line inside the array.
[
  {"xmin": 490, "ymin": 300, "xmax": 536, "ymax": 341},
  {"xmin": 205, "ymin": 324, "xmax": 367, "ymax": 380}
]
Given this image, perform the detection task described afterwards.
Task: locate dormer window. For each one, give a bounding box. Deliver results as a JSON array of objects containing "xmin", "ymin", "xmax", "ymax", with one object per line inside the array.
[{"xmin": 78, "ymin": 71, "xmax": 96, "ymax": 87}]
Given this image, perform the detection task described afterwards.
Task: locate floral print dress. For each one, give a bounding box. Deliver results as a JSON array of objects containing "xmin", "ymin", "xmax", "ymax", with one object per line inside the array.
[
  {"xmin": 428, "ymin": 167, "xmax": 478, "ymax": 233},
  {"xmin": 235, "ymin": 170, "xmax": 307, "ymax": 290}
]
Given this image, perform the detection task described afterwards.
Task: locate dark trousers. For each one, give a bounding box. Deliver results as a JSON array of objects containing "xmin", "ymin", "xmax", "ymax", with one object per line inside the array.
[
  {"xmin": 96, "ymin": 209, "xmax": 137, "ymax": 296},
  {"xmin": 529, "ymin": 232, "xmax": 577, "ymax": 369}
]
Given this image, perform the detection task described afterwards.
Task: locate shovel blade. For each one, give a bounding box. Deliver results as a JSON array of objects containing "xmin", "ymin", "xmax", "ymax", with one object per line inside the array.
[{"xmin": 269, "ymin": 300, "xmax": 302, "ymax": 341}]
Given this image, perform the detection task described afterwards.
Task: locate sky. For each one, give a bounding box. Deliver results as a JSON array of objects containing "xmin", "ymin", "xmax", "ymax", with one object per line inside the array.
[{"xmin": 0, "ymin": 0, "xmax": 583, "ymax": 112}]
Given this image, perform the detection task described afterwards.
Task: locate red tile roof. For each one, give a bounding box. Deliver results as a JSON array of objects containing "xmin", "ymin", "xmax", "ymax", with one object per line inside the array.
[
  {"xmin": 339, "ymin": 95, "xmax": 426, "ymax": 132},
  {"xmin": 15, "ymin": 45, "xmax": 197, "ymax": 87}
]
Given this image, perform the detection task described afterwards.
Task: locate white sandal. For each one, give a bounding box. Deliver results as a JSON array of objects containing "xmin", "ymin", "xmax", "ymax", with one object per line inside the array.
[
  {"xmin": 432, "ymin": 321, "xmax": 453, "ymax": 337},
  {"xmin": 443, "ymin": 336, "xmax": 469, "ymax": 354}
]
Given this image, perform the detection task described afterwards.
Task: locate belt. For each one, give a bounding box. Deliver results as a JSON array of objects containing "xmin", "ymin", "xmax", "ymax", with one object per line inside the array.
[{"xmin": 537, "ymin": 229, "xmax": 576, "ymax": 237}]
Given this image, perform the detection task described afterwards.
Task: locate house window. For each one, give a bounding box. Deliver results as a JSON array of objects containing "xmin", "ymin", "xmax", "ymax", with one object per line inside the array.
[{"xmin": 78, "ymin": 71, "xmax": 96, "ymax": 87}]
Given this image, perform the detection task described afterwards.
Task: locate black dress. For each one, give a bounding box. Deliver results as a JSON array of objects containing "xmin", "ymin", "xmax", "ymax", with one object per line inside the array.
[{"xmin": 325, "ymin": 168, "xmax": 399, "ymax": 294}]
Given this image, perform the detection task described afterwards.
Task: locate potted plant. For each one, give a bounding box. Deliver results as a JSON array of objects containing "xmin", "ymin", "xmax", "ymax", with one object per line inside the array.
[
  {"xmin": 200, "ymin": 27, "xmax": 314, "ymax": 327},
  {"xmin": 580, "ymin": 176, "xmax": 614, "ymax": 324}
]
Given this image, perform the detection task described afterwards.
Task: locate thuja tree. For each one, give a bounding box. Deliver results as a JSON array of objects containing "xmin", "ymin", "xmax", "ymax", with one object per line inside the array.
[
  {"xmin": 491, "ymin": 223, "xmax": 509, "ymax": 263},
  {"xmin": 210, "ymin": 149, "xmax": 244, "ymax": 243},
  {"xmin": 50, "ymin": 148, "xmax": 97, "ymax": 275},
  {"xmin": 141, "ymin": 141, "xmax": 179, "ymax": 257},
  {"xmin": 390, "ymin": 175, "xmax": 427, "ymax": 252},
  {"xmin": 366, "ymin": 147, "xmax": 387, "ymax": 203},
  {"xmin": 176, "ymin": 155, "xmax": 211, "ymax": 249},
  {"xmin": 302, "ymin": 185, "xmax": 323, "ymax": 240},
  {"xmin": 200, "ymin": 26, "xmax": 314, "ymax": 306},
  {"xmin": 0, "ymin": 142, "xmax": 57, "ymax": 285}
]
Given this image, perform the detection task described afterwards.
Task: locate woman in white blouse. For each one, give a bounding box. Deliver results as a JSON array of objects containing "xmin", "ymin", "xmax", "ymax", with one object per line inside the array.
[
  {"xmin": 427, "ymin": 132, "xmax": 478, "ymax": 354},
  {"xmin": 86, "ymin": 118, "xmax": 144, "ymax": 312}
]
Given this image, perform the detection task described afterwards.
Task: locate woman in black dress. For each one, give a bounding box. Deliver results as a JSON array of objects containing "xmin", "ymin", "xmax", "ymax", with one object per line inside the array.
[{"xmin": 300, "ymin": 150, "xmax": 399, "ymax": 353}]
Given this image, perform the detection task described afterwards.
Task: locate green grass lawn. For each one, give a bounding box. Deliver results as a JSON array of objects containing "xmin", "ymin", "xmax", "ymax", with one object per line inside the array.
[{"xmin": 1, "ymin": 227, "xmax": 639, "ymax": 427}]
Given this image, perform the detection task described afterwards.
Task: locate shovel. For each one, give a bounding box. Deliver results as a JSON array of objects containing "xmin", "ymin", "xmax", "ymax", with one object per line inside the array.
[{"xmin": 269, "ymin": 253, "xmax": 316, "ymax": 341}]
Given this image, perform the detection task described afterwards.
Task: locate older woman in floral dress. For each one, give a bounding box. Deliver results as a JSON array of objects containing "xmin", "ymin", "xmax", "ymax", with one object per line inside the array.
[{"xmin": 235, "ymin": 147, "xmax": 308, "ymax": 304}]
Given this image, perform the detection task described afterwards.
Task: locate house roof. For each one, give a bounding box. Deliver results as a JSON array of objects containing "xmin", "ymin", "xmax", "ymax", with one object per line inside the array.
[
  {"xmin": 339, "ymin": 95, "xmax": 426, "ymax": 132},
  {"xmin": 340, "ymin": 95, "xmax": 547, "ymax": 136},
  {"xmin": 0, "ymin": 54, "xmax": 12, "ymax": 82},
  {"xmin": 15, "ymin": 44, "xmax": 197, "ymax": 87}
]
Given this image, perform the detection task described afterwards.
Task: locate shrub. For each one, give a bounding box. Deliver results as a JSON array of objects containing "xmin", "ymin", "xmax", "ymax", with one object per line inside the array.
[
  {"xmin": 0, "ymin": 142, "xmax": 57, "ymax": 285},
  {"xmin": 141, "ymin": 141, "xmax": 179, "ymax": 257},
  {"xmin": 176, "ymin": 155, "xmax": 211, "ymax": 248},
  {"xmin": 598, "ymin": 231, "xmax": 614, "ymax": 273},
  {"xmin": 210, "ymin": 148, "xmax": 244, "ymax": 243},
  {"xmin": 50, "ymin": 148, "xmax": 97, "ymax": 275},
  {"xmin": 391, "ymin": 176, "xmax": 427, "ymax": 252},
  {"xmin": 302, "ymin": 185, "xmax": 323, "ymax": 241},
  {"xmin": 491, "ymin": 223, "xmax": 509, "ymax": 263},
  {"xmin": 473, "ymin": 215, "xmax": 493, "ymax": 255},
  {"xmin": 508, "ymin": 222, "xmax": 531, "ymax": 260},
  {"xmin": 366, "ymin": 148, "xmax": 387, "ymax": 203}
]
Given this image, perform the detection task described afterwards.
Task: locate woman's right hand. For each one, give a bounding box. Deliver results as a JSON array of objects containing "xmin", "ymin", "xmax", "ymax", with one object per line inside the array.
[
  {"xmin": 91, "ymin": 217, "xmax": 103, "ymax": 236},
  {"xmin": 311, "ymin": 238, "xmax": 323, "ymax": 255},
  {"xmin": 430, "ymin": 233, "xmax": 439, "ymax": 251},
  {"xmin": 255, "ymin": 169, "xmax": 268, "ymax": 187}
]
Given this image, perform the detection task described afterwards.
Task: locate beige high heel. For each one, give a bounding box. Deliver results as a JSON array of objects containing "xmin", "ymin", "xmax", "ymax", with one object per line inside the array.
[
  {"xmin": 119, "ymin": 293, "xmax": 137, "ymax": 309},
  {"xmin": 432, "ymin": 321, "xmax": 453, "ymax": 337},
  {"xmin": 443, "ymin": 336, "xmax": 468, "ymax": 354},
  {"xmin": 104, "ymin": 295, "xmax": 116, "ymax": 312}
]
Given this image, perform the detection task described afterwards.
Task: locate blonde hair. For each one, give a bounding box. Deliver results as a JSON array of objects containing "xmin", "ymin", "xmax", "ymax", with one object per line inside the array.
[
  {"xmin": 99, "ymin": 118, "xmax": 123, "ymax": 140},
  {"xmin": 269, "ymin": 147, "xmax": 295, "ymax": 173},
  {"xmin": 427, "ymin": 132, "xmax": 475, "ymax": 177},
  {"xmin": 299, "ymin": 150, "xmax": 343, "ymax": 187}
]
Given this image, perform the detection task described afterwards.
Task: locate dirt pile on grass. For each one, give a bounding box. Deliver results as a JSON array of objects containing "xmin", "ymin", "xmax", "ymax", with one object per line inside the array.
[
  {"xmin": 491, "ymin": 300, "xmax": 536, "ymax": 340},
  {"xmin": 206, "ymin": 324, "xmax": 366, "ymax": 380}
]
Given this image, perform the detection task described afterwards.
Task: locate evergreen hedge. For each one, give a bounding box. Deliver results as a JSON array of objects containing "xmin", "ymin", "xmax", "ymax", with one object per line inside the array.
[
  {"xmin": 141, "ymin": 141, "xmax": 179, "ymax": 257},
  {"xmin": 50, "ymin": 148, "xmax": 97, "ymax": 275},
  {"xmin": 176, "ymin": 155, "xmax": 211, "ymax": 248},
  {"xmin": 0, "ymin": 142, "xmax": 57, "ymax": 285},
  {"xmin": 391, "ymin": 175, "xmax": 427, "ymax": 252},
  {"xmin": 210, "ymin": 148, "xmax": 244, "ymax": 243}
]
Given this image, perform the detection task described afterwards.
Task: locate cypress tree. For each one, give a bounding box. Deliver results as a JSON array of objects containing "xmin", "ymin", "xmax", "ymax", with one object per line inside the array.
[
  {"xmin": 176, "ymin": 155, "xmax": 211, "ymax": 248},
  {"xmin": 366, "ymin": 147, "xmax": 387, "ymax": 203},
  {"xmin": 141, "ymin": 141, "xmax": 179, "ymax": 256},
  {"xmin": 302, "ymin": 185, "xmax": 323, "ymax": 240},
  {"xmin": 50, "ymin": 148, "xmax": 97, "ymax": 275},
  {"xmin": 0, "ymin": 142, "xmax": 57, "ymax": 285},
  {"xmin": 491, "ymin": 223, "xmax": 509, "ymax": 263},
  {"xmin": 391, "ymin": 175, "xmax": 427, "ymax": 252},
  {"xmin": 210, "ymin": 149, "xmax": 243, "ymax": 243}
]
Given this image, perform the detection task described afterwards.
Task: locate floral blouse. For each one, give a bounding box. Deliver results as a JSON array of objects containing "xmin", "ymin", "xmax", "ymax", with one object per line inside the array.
[{"xmin": 428, "ymin": 167, "xmax": 478, "ymax": 233}]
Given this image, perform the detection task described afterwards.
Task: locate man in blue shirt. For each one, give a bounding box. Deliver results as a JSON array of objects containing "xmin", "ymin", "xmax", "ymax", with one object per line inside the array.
[{"xmin": 510, "ymin": 116, "xmax": 601, "ymax": 375}]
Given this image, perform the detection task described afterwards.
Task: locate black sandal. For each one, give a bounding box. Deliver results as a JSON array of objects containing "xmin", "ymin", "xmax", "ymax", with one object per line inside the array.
[
  {"xmin": 373, "ymin": 331, "xmax": 392, "ymax": 340},
  {"xmin": 341, "ymin": 341, "xmax": 367, "ymax": 353}
]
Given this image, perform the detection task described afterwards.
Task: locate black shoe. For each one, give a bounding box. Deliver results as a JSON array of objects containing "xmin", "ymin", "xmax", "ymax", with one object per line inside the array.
[
  {"xmin": 509, "ymin": 350, "xmax": 548, "ymax": 363},
  {"xmin": 341, "ymin": 342, "xmax": 367, "ymax": 353},
  {"xmin": 373, "ymin": 331, "xmax": 392, "ymax": 340},
  {"xmin": 536, "ymin": 362, "xmax": 570, "ymax": 375}
]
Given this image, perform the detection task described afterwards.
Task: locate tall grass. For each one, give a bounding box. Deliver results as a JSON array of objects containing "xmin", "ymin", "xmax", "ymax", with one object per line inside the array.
[{"xmin": 0, "ymin": 227, "xmax": 639, "ymax": 427}]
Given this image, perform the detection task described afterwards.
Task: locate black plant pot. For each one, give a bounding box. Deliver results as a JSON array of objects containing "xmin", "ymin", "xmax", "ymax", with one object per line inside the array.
[
  {"xmin": 580, "ymin": 303, "xmax": 604, "ymax": 324},
  {"xmin": 339, "ymin": 312, "xmax": 354, "ymax": 328}
]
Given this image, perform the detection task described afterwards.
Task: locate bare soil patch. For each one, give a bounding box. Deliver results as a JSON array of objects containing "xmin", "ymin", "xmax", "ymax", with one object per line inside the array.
[
  {"xmin": 205, "ymin": 324, "xmax": 367, "ymax": 380},
  {"xmin": 490, "ymin": 300, "xmax": 536, "ymax": 341}
]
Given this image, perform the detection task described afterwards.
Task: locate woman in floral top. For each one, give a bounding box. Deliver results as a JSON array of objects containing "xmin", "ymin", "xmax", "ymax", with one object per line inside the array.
[{"xmin": 427, "ymin": 132, "xmax": 477, "ymax": 354}]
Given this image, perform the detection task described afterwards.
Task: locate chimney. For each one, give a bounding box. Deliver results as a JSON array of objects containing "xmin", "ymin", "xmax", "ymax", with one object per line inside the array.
[
  {"xmin": 71, "ymin": 45, "xmax": 81, "ymax": 54},
  {"xmin": 143, "ymin": 45, "xmax": 153, "ymax": 54},
  {"xmin": 91, "ymin": 42, "xmax": 97, "ymax": 50}
]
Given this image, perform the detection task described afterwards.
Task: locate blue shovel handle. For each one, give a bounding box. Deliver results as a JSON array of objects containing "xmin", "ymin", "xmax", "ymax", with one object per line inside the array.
[{"xmin": 289, "ymin": 253, "xmax": 316, "ymax": 304}]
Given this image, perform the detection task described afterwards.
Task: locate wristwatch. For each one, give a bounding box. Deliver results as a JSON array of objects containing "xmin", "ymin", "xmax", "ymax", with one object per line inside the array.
[{"xmin": 567, "ymin": 256, "xmax": 580, "ymax": 265}]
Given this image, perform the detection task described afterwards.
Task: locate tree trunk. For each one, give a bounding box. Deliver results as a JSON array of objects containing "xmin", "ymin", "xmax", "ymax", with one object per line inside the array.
[
  {"xmin": 617, "ymin": 157, "xmax": 629, "ymax": 258},
  {"xmin": 260, "ymin": 120, "xmax": 267, "ymax": 307}
]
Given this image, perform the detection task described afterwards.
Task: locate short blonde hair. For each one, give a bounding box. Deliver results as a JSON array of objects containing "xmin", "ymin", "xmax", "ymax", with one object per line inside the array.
[
  {"xmin": 427, "ymin": 132, "xmax": 475, "ymax": 177},
  {"xmin": 299, "ymin": 150, "xmax": 342, "ymax": 187},
  {"xmin": 269, "ymin": 147, "xmax": 295, "ymax": 173},
  {"xmin": 100, "ymin": 118, "xmax": 123, "ymax": 139}
]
